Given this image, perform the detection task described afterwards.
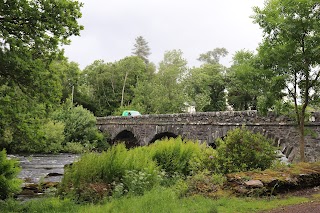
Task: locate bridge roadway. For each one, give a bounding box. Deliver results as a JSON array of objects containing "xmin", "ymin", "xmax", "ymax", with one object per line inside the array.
[{"xmin": 96, "ymin": 110, "xmax": 320, "ymax": 162}]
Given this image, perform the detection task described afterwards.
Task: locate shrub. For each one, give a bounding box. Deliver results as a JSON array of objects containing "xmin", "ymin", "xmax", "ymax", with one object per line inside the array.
[
  {"xmin": 58, "ymin": 144, "xmax": 160, "ymax": 203},
  {"xmin": 122, "ymin": 169, "xmax": 161, "ymax": 196},
  {"xmin": 0, "ymin": 149, "xmax": 22, "ymax": 200},
  {"xmin": 41, "ymin": 120, "xmax": 65, "ymax": 153},
  {"xmin": 186, "ymin": 171, "xmax": 226, "ymax": 197},
  {"xmin": 51, "ymin": 102, "xmax": 105, "ymax": 151},
  {"xmin": 149, "ymin": 137, "xmax": 197, "ymax": 177},
  {"xmin": 215, "ymin": 126, "xmax": 277, "ymax": 174},
  {"xmin": 63, "ymin": 142, "xmax": 85, "ymax": 154}
]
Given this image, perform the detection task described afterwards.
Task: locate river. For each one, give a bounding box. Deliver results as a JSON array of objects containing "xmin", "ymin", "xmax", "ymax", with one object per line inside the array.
[{"xmin": 8, "ymin": 153, "xmax": 80, "ymax": 184}]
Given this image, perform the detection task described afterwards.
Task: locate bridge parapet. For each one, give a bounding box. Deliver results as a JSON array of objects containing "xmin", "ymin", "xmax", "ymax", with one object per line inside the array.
[{"xmin": 97, "ymin": 110, "xmax": 302, "ymax": 125}]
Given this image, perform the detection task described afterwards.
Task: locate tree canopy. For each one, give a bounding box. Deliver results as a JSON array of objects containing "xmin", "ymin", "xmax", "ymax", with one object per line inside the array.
[
  {"xmin": 0, "ymin": 0, "xmax": 83, "ymax": 90},
  {"xmin": 253, "ymin": 0, "xmax": 320, "ymax": 161},
  {"xmin": 132, "ymin": 36, "xmax": 151, "ymax": 64}
]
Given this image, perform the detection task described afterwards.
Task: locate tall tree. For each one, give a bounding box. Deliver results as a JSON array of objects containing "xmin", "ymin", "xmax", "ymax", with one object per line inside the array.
[
  {"xmin": 253, "ymin": 0, "xmax": 320, "ymax": 161},
  {"xmin": 197, "ymin": 48, "xmax": 228, "ymax": 64},
  {"xmin": 0, "ymin": 0, "xmax": 83, "ymax": 91},
  {"xmin": 132, "ymin": 50, "xmax": 188, "ymax": 114},
  {"xmin": 184, "ymin": 64, "xmax": 226, "ymax": 111},
  {"xmin": 132, "ymin": 36, "xmax": 151, "ymax": 64},
  {"xmin": 80, "ymin": 57, "xmax": 147, "ymax": 116},
  {"xmin": 0, "ymin": 0, "xmax": 83, "ymax": 152},
  {"xmin": 227, "ymin": 50, "xmax": 284, "ymax": 112}
]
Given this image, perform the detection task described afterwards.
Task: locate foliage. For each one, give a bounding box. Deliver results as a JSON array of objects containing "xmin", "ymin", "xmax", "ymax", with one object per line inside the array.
[
  {"xmin": 58, "ymin": 144, "xmax": 160, "ymax": 203},
  {"xmin": 122, "ymin": 169, "xmax": 161, "ymax": 196},
  {"xmin": 49, "ymin": 60, "xmax": 81, "ymax": 104},
  {"xmin": 132, "ymin": 36, "xmax": 151, "ymax": 64},
  {"xmin": 78, "ymin": 57, "xmax": 148, "ymax": 116},
  {"xmin": 0, "ymin": 149, "xmax": 22, "ymax": 200},
  {"xmin": 184, "ymin": 63, "xmax": 226, "ymax": 111},
  {"xmin": 0, "ymin": 0, "xmax": 83, "ymax": 94},
  {"xmin": 63, "ymin": 142, "xmax": 85, "ymax": 154},
  {"xmin": 0, "ymin": 84, "xmax": 53, "ymax": 153},
  {"xmin": 149, "ymin": 137, "xmax": 214, "ymax": 177},
  {"xmin": 253, "ymin": 0, "xmax": 320, "ymax": 161},
  {"xmin": 51, "ymin": 101, "xmax": 104, "ymax": 150},
  {"xmin": 0, "ymin": 0, "xmax": 83, "ymax": 153},
  {"xmin": 41, "ymin": 120, "xmax": 65, "ymax": 153},
  {"xmin": 185, "ymin": 171, "xmax": 226, "ymax": 198},
  {"xmin": 132, "ymin": 50, "xmax": 188, "ymax": 114},
  {"xmin": 226, "ymin": 50, "xmax": 285, "ymax": 112},
  {"xmin": 58, "ymin": 137, "xmax": 218, "ymax": 203},
  {"xmin": 215, "ymin": 126, "xmax": 277, "ymax": 173},
  {"xmin": 197, "ymin": 48, "xmax": 228, "ymax": 65},
  {"xmin": 0, "ymin": 189, "xmax": 312, "ymax": 213}
]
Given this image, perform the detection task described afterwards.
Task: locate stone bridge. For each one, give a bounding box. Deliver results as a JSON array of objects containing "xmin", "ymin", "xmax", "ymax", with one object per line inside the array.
[{"xmin": 96, "ymin": 111, "xmax": 320, "ymax": 162}]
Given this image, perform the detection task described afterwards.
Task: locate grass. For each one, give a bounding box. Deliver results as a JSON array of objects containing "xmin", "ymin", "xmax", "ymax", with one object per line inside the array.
[
  {"xmin": 0, "ymin": 187, "xmax": 313, "ymax": 213},
  {"xmin": 0, "ymin": 197, "xmax": 80, "ymax": 213}
]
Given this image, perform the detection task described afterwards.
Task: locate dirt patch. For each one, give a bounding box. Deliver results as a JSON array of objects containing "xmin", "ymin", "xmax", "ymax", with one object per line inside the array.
[
  {"xmin": 260, "ymin": 186, "xmax": 320, "ymax": 212},
  {"xmin": 262, "ymin": 201, "xmax": 320, "ymax": 213}
]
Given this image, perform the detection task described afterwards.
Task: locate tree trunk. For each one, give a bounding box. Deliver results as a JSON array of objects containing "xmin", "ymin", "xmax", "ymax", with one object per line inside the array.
[
  {"xmin": 299, "ymin": 115, "xmax": 306, "ymax": 162},
  {"xmin": 121, "ymin": 72, "xmax": 128, "ymax": 108}
]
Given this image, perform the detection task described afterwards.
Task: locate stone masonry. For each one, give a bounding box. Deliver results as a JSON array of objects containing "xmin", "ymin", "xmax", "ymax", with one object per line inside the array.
[{"xmin": 96, "ymin": 110, "xmax": 320, "ymax": 162}]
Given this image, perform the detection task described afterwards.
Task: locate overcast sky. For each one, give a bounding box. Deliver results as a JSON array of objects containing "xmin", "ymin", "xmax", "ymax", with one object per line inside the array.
[{"xmin": 63, "ymin": 0, "xmax": 266, "ymax": 70}]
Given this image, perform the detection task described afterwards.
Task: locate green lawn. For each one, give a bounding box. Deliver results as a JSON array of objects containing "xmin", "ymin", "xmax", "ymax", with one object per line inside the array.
[{"xmin": 0, "ymin": 186, "xmax": 313, "ymax": 213}]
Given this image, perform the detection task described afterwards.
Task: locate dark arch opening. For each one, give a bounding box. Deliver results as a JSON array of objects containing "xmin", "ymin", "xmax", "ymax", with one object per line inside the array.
[
  {"xmin": 208, "ymin": 142, "xmax": 217, "ymax": 149},
  {"xmin": 149, "ymin": 132, "xmax": 178, "ymax": 144},
  {"xmin": 113, "ymin": 130, "xmax": 139, "ymax": 149},
  {"xmin": 209, "ymin": 135, "xmax": 228, "ymax": 149}
]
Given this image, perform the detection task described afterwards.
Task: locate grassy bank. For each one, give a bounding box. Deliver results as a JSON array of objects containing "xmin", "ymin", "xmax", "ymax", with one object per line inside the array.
[{"xmin": 1, "ymin": 186, "xmax": 316, "ymax": 213}]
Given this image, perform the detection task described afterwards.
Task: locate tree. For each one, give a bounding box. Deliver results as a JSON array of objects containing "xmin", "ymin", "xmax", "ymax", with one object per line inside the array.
[
  {"xmin": 132, "ymin": 50, "xmax": 188, "ymax": 114},
  {"xmin": 79, "ymin": 57, "xmax": 147, "ymax": 116},
  {"xmin": 0, "ymin": 0, "xmax": 83, "ymax": 152},
  {"xmin": 253, "ymin": 0, "xmax": 320, "ymax": 161},
  {"xmin": 0, "ymin": 0, "xmax": 83, "ymax": 92},
  {"xmin": 197, "ymin": 48, "xmax": 228, "ymax": 64},
  {"xmin": 49, "ymin": 60, "xmax": 81, "ymax": 104},
  {"xmin": 227, "ymin": 50, "xmax": 284, "ymax": 112},
  {"xmin": 184, "ymin": 64, "xmax": 226, "ymax": 111},
  {"xmin": 132, "ymin": 36, "xmax": 151, "ymax": 64}
]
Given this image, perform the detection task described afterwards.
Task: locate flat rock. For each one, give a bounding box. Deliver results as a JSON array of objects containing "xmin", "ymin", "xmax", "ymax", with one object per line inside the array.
[{"xmin": 244, "ymin": 180, "xmax": 264, "ymax": 188}]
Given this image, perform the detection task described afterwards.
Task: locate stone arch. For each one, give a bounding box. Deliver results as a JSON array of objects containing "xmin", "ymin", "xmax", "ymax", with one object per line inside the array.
[
  {"xmin": 149, "ymin": 132, "xmax": 179, "ymax": 144},
  {"xmin": 113, "ymin": 129, "xmax": 139, "ymax": 149},
  {"xmin": 209, "ymin": 126, "xmax": 236, "ymax": 148}
]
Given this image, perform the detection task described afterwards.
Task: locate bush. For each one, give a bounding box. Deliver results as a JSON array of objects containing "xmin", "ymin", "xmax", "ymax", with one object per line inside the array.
[
  {"xmin": 0, "ymin": 149, "xmax": 22, "ymax": 200},
  {"xmin": 186, "ymin": 171, "xmax": 226, "ymax": 197},
  {"xmin": 215, "ymin": 126, "xmax": 277, "ymax": 174},
  {"xmin": 122, "ymin": 169, "xmax": 161, "ymax": 196},
  {"xmin": 41, "ymin": 120, "xmax": 65, "ymax": 153},
  {"xmin": 63, "ymin": 142, "xmax": 85, "ymax": 154},
  {"xmin": 58, "ymin": 144, "xmax": 160, "ymax": 203},
  {"xmin": 51, "ymin": 102, "xmax": 105, "ymax": 151},
  {"xmin": 149, "ymin": 137, "xmax": 201, "ymax": 177}
]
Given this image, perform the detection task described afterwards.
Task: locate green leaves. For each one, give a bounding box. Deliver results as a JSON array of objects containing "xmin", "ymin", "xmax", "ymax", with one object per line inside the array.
[
  {"xmin": 132, "ymin": 36, "xmax": 151, "ymax": 64},
  {"xmin": 185, "ymin": 63, "xmax": 226, "ymax": 111},
  {"xmin": 215, "ymin": 127, "xmax": 277, "ymax": 174},
  {"xmin": 253, "ymin": 0, "xmax": 320, "ymax": 161},
  {"xmin": 0, "ymin": 149, "xmax": 22, "ymax": 199},
  {"xmin": 0, "ymin": 0, "xmax": 83, "ymax": 98}
]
